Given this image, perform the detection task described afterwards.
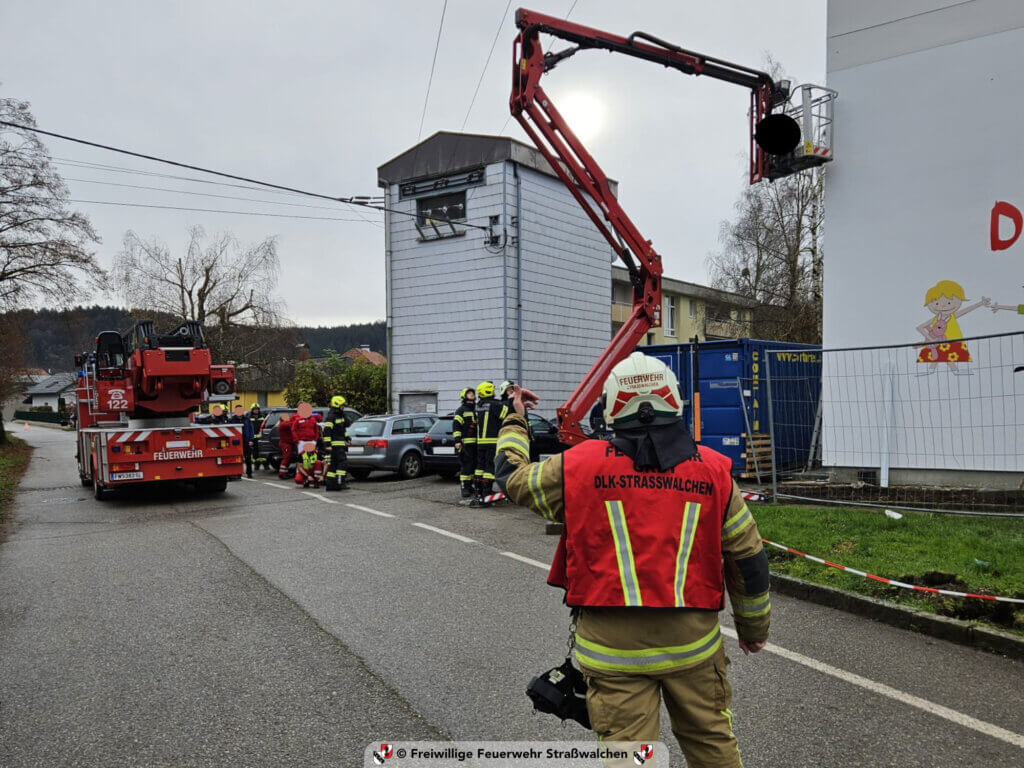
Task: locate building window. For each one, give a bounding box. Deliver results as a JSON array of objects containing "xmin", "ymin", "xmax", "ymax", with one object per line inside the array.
[
  {"xmin": 612, "ymin": 282, "xmax": 632, "ymax": 304},
  {"xmin": 664, "ymin": 296, "xmax": 677, "ymax": 337},
  {"xmin": 415, "ymin": 192, "xmax": 466, "ymax": 241},
  {"xmin": 417, "ymin": 192, "xmax": 465, "ymax": 225},
  {"xmin": 688, "ymin": 299, "xmax": 696, "ymax": 318}
]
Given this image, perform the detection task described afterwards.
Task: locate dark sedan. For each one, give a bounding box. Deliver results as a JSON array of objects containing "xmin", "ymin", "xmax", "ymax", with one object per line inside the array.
[{"xmin": 422, "ymin": 412, "xmax": 570, "ymax": 481}]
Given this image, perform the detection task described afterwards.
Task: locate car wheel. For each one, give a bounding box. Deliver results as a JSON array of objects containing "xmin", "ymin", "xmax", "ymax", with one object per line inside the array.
[
  {"xmin": 268, "ymin": 456, "xmax": 280, "ymax": 470},
  {"xmin": 349, "ymin": 468, "xmax": 371, "ymax": 481},
  {"xmin": 398, "ymin": 451, "xmax": 422, "ymax": 480}
]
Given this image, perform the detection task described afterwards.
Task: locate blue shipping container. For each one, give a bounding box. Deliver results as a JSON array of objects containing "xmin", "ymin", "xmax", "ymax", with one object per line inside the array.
[{"xmin": 638, "ymin": 338, "xmax": 822, "ymax": 476}]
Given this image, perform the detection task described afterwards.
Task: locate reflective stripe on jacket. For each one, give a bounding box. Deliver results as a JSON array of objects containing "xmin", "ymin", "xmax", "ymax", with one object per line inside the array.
[{"xmin": 555, "ymin": 439, "xmax": 734, "ymax": 609}]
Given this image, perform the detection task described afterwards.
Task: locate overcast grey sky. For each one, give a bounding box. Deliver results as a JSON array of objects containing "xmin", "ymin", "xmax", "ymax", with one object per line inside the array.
[{"xmin": 1, "ymin": 0, "xmax": 825, "ymax": 326}]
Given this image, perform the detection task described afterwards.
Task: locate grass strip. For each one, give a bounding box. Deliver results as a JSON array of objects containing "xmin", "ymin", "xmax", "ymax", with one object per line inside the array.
[{"xmin": 752, "ymin": 503, "xmax": 1024, "ymax": 635}]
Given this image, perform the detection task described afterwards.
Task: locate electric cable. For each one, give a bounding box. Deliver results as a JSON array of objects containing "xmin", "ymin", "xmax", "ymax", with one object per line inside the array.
[
  {"xmin": 0, "ymin": 120, "xmax": 489, "ymax": 231},
  {"xmin": 417, "ymin": 0, "xmax": 449, "ymax": 141},
  {"xmin": 62, "ymin": 198, "xmax": 382, "ymax": 223}
]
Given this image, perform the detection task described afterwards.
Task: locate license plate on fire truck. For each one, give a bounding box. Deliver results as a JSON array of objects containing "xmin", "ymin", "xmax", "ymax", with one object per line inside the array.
[{"xmin": 110, "ymin": 471, "xmax": 144, "ymax": 481}]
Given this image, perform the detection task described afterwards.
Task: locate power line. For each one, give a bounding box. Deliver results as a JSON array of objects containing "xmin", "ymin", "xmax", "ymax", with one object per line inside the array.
[
  {"xmin": 417, "ymin": 0, "xmax": 450, "ymax": 141},
  {"xmin": 0, "ymin": 120, "xmax": 489, "ymax": 231},
  {"xmin": 64, "ymin": 198, "xmax": 383, "ymax": 223},
  {"xmin": 62, "ymin": 176, "xmax": 385, "ymax": 217},
  {"xmin": 461, "ymin": 0, "xmax": 513, "ymax": 132}
]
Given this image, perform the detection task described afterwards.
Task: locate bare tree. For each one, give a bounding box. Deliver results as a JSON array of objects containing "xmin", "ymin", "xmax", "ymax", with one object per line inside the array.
[
  {"xmin": 113, "ymin": 226, "xmax": 294, "ymax": 368},
  {"xmin": 114, "ymin": 226, "xmax": 282, "ymax": 328},
  {"xmin": 0, "ymin": 97, "xmax": 103, "ymax": 309},
  {"xmin": 0, "ymin": 314, "xmax": 25, "ymax": 444},
  {"xmin": 707, "ymin": 168, "xmax": 824, "ymax": 343}
]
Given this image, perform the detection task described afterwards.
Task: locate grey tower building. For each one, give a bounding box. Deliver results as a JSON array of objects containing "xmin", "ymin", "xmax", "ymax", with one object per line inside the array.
[{"xmin": 377, "ymin": 132, "xmax": 614, "ymax": 419}]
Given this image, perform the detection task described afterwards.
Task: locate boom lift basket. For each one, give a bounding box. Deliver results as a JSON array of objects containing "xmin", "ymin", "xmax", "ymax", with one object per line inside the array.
[{"xmin": 766, "ymin": 84, "xmax": 837, "ymax": 179}]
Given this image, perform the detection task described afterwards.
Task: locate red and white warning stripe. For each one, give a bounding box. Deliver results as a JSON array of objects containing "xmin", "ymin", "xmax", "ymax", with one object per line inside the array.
[
  {"xmin": 742, "ymin": 491, "xmax": 766, "ymax": 503},
  {"xmin": 483, "ymin": 492, "xmax": 506, "ymax": 504},
  {"xmin": 762, "ymin": 538, "xmax": 1024, "ymax": 604}
]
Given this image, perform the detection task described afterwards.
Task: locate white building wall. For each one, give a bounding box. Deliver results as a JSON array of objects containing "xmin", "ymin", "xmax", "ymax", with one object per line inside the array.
[
  {"xmin": 822, "ymin": 1, "xmax": 1024, "ymax": 471},
  {"xmin": 386, "ymin": 161, "xmax": 611, "ymax": 418}
]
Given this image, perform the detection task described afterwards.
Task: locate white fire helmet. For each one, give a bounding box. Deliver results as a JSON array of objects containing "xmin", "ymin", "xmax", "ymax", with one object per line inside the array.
[{"xmin": 602, "ymin": 351, "xmax": 683, "ymax": 427}]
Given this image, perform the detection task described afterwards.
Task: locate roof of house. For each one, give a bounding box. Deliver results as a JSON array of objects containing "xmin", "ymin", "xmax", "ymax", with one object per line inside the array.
[
  {"xmin": 377, "ymin": 131, "xmax": 618, "ymax": 191},
  {"xmin": 23, "ymin": 372, "xmax": 78, "ymax": 396},
  {"xmin": 612, "ymin": 265, "xmax": 755, "ymax": 307},
  {"xmin": 342, "ymin": 348, "xmax": 387, "ymax": 366}
]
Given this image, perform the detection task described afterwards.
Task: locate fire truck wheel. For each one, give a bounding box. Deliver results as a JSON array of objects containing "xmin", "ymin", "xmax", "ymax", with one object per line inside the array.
[
  {"xmin": 92, "ymin": 475, "xmax": 110, "ymax": 501},
  {"xmin": 80, "ymin": 475, "xmax": 92, "ymax": 488}
]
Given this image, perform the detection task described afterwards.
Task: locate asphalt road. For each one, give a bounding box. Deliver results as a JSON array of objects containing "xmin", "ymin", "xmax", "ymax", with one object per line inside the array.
[{"xmin": 1, "ymin": 425, "xmax": 1022, "ymax": 767}]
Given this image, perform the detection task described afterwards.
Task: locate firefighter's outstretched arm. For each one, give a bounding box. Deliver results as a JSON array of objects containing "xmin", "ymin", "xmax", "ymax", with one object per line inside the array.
[
  {"xmin": 494, "ymin": 387, "xmax": 565, "ymax": 522},
  {"xmin": 721, "ymin": 481, "xmax": 772, "ymax": 650}
]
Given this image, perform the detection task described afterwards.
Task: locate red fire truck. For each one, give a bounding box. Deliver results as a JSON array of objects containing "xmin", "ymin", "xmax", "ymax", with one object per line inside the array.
[{"xmin": 74, "ymin": 319, "xmax": 244, "ymax": 500}]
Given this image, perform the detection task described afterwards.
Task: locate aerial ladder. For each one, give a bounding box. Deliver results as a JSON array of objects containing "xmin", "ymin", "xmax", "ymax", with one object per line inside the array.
[
  {"xmin": 74, "ymin": 320, "xmax": 243, "ymax": 499},
  {"xmin": 509, "ymin": 7, "xmax": 835, "ymax": 444}
]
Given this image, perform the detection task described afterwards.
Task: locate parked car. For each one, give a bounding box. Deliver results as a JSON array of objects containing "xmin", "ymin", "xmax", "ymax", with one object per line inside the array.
[
  {"xmin": 347, "ymin": 413, "xmax": 438, "ymax": 480},
  {"xmin": 421, "ymin": 412, "xmax": 570, "ymax": 481},
  {"xmin": 256, "ymin": 406, "xmax": 363, "ymax": 470},
  {"xmin": 422, "ymin": 416, "xmax": 459, "ymax": 479}
]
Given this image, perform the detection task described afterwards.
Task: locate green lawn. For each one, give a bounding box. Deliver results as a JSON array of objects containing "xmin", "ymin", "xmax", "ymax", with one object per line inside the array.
[
  {"xmin": 752, "ymin": 503, "xmax": 1024, "ymax": 633},
  {"xmin": 0, "ymin": 435, "xmax": 32, "ymax": 532}
]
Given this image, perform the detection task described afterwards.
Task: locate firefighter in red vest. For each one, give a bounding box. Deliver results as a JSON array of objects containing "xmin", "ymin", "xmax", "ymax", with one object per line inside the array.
[{"xmin": 495, "ymin": 352, "xmax": 770, "ymax": 768}]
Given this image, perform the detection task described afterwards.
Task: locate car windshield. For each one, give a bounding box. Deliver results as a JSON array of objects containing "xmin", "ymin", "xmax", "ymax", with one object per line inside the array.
[
  {"xmin": 429, "ymin": 418, "xmax": 454, "ymax": 436},
  {"xmin": 350, "ymin": 420, "xmax": 385, "ymax": 437},
  {"xmin": 262, "ymin": 412, "xmax": 281, "ymax": 429}
]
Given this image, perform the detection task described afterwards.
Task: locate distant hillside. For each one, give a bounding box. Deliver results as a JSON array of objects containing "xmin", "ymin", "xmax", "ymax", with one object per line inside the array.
[{"xmin": 4, "ymin": 306, "xmax": 386, "ymax": 371}]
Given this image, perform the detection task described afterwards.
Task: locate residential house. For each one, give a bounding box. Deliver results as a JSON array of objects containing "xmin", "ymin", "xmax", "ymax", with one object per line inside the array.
[{"xmin": 612, "ymin": 265, "xmax": 754, "ymax": 344}]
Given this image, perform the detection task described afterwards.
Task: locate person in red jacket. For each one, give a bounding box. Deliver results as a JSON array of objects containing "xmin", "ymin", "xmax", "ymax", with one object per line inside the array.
[
  {"xmin": 277, "ymin": 413, "xmax": 295, "ymax": 479},
  {"xmin": 290, "ymin": 402, "xmax": 321, "ymax": 483}
]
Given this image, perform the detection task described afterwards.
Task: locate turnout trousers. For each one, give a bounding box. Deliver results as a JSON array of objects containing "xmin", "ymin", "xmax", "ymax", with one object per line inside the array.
[
  {"xmin": 459, "ymin": 441, "xmax": 477, "ymax": 483},
  {"xmin": 278, "ymin": 443, "xmax": 294, "ymax": 478},
  {"xmin": 325, "ymin": 444, "xmax": 348, "ymax": 490},
  {"xmin": 582, "ymin": 647, "xmax": 742, "ymax": 768}
]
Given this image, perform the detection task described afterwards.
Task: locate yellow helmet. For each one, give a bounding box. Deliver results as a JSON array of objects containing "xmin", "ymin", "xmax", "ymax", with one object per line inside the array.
[
  {"xmin": 331, "ymin": 395, "xmax": 346, "ymax": 408},
  {"xmin": 460, "ymin": 387, "xmax": 474, "ymax": 400},
  {"xmin": 249, "ymin": 402, "xmax": 260, "ymax": 410},
  {"xmin": 476, "ymin": 381, "xmax": 494, "ymax": 399}
]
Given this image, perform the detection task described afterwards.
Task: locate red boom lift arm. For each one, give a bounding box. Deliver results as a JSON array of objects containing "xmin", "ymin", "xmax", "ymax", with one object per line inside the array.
[{"xmin": 509, "ymin": 7, "xmax": 793, "ymax": 444}]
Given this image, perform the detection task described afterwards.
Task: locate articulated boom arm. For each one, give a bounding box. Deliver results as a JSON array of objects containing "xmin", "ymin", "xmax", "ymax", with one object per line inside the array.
[{"xmin": 510, "ymin": 7, "xmax": 782, "ymax": 444}]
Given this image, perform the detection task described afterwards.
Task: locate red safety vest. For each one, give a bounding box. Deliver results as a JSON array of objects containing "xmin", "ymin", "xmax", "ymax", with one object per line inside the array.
[{"xmin": 550, "ymin": 439, "xmax": 733, "ymax": 609}]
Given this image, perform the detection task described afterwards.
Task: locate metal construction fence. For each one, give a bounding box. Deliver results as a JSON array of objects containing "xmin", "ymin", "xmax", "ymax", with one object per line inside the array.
[{"xmin": 752, "ymin": 332, "xmax": 1024, "ymax": 517}]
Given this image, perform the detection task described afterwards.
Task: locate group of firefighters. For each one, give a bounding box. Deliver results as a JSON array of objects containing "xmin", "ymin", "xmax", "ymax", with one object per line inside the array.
[
  {"xmin": 453, "ymin": 379, "xmax": 518, "ymax": 505},
  {"xmin": 201, "ymin": 397, "xmax": 351, "ymax": 491}
]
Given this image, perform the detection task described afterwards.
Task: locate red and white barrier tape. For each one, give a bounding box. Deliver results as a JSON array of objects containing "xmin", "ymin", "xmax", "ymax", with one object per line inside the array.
[
  {"xmin": 762, "ymin": 538, "xmax": 1024, "ymax": 603},
  {"xmin": 742, "ymin": 491, "xmax": 766, "ymax": 502},
  {"xmin": 482, "ymin": 492, "xmax": 506, "ymax": 504}
]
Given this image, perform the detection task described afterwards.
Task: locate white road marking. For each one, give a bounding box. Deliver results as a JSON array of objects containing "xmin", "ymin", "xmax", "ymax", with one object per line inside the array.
[
  {"xmin": 718, "ymin": 627, "xmax": 1024, "ymax": 749},
  {"xmin": 500, "ymin": 551, "xmax": 549, "ymax": 570},
  {"xmin": 240, "ymin": 477, "xmax": 256, "ymax": 482},
  {"xmin": 497, "ymin": 548, "xmax": 1023, "ymax": 748},
  {"xmin": 346, "ymin": 503, "xmax": 394, "ymax": 518},
  {"xmin": 412, "ymin": 522, "xmax": 475, "ymax": 543},
  {"xmin": 301, "ymin": 491, "xmax": 337, "ymax": 504},
  {"xmin": 263, "ymin": 481, "xmax": 284, "ymax": 488}
]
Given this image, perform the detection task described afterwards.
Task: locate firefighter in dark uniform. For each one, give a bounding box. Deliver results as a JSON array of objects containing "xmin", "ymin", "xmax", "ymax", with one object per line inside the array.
[
  {"xmin": 495, "ymin": 352, "xmax": 771, "ymax": 768},
  {"xmin": 453, "ymin": 387, "xmax": 477, "ymax": 499},
  {"xmin": 323, "ymin": 395, "xmax": 350, "ymax": 491},
  {"xmin": 247, "ymin": 403, "xmax": 266, "ymax": 470},
  {"xmin": 473, "ymin": 381, "xmax": 509, "ymax": 504}
]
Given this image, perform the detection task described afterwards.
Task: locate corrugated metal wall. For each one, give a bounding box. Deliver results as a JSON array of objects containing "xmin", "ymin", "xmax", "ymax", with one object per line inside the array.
[{"xmin": 386, "ymin": 161, "xmax": 611, "ymax": 418}]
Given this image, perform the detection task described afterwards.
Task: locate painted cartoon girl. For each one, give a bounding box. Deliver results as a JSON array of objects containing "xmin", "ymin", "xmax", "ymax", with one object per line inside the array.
[{"xmin": 916, "ymin": 280, "xmax": 990, "ymax": 374}]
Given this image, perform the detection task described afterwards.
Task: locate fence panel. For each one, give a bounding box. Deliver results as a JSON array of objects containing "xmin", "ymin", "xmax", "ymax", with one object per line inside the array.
[{"xmin": 764, "ymin": 332, "xmax": 1024, "ymax": 516}]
